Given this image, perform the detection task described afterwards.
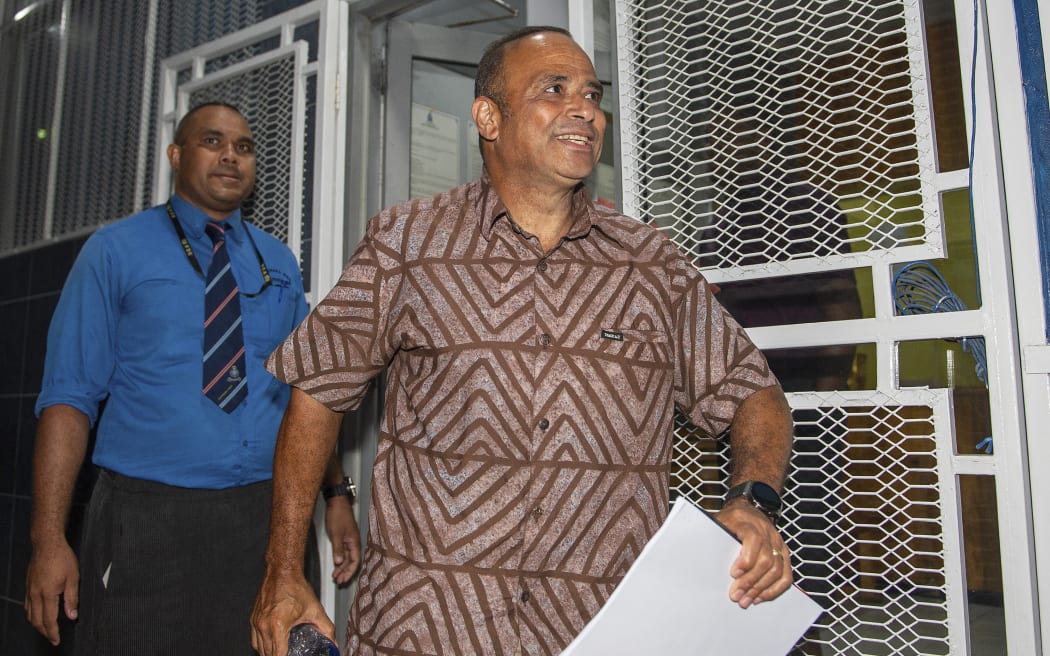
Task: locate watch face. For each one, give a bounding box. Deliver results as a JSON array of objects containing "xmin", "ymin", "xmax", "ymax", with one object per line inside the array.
[{"xmin": 750, "ymin": 482, "xmax": 782, "ymax": 513}]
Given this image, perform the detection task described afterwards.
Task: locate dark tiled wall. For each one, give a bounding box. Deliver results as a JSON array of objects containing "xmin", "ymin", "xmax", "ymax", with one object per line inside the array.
[{"xmin": 1, "ymin": 236, "xmax": 94, "ymax": 654}]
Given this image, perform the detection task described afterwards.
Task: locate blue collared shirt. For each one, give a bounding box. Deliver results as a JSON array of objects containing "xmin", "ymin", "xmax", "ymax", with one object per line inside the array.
[{"xmin": 37, "ymin": 195, "xmax": 309, "ymax": 488}]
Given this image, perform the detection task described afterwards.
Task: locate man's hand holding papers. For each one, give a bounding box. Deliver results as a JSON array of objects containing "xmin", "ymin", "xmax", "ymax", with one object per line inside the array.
[{"xmin": 717, "ymin": 499, "xmax": 794, "ymax": 608}]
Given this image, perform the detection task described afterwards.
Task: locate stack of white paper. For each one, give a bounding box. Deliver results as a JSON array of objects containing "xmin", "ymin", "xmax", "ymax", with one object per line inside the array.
[{"xmin": 561, "ymin": 497, "xmax": 824, "ymax": 655}]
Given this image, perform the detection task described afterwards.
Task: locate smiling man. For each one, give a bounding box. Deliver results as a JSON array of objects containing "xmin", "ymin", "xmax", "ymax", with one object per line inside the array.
[
  {"xmin": 25, "ymin": 103, "xmax": 360, "ymax": 655},
  {"xmin": 251, "ymin": 27, "xmax": 794, "ymax": 656}
]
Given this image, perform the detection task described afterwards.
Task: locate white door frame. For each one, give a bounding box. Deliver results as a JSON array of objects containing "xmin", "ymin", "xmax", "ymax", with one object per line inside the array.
[{"xmin": 983, "ymin": 0, "xmax": 1050, "ymax": 649}]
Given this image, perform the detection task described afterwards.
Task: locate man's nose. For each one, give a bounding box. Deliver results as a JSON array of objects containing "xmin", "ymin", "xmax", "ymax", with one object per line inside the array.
[
  {"xmin": 566, "ymin": 94, "xmax": 595, "ymax": 121},
  {"xmin": 220, "ymin": 143, "xmax": 239, "ymax": 162}
]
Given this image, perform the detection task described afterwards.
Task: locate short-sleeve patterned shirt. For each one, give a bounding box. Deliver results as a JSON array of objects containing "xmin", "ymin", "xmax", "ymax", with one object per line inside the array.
[{"xmin": 267, "ymin": 175, "xmax": 778, "ymax": 655}]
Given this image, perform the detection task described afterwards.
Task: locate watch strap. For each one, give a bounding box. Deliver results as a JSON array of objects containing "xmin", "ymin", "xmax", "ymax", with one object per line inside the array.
[{"xmin": 322, "ymin": 476, "xmax": 357, "ymax": 502}]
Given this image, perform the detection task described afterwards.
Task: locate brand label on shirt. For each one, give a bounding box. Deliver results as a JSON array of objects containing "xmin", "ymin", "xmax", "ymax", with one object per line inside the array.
[{"xmin": 600, "ymin": 329, "xmax": 624, "ymax": 341}]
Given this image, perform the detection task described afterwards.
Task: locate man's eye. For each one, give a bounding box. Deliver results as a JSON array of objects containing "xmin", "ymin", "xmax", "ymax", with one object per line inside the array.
[
  {"xmin": 203, "ymin": 137, "xmax": 219, "ymax": 145},
  {"xmin": 237, "ymin": 144, "xmax": 255, "ymax": 154},
  {"xmin": 545, "ymin": 84, "xmax": 562, "ymax": 93}
]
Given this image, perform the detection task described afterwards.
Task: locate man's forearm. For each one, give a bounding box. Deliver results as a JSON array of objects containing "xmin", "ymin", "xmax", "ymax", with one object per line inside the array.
[
  {"xmin": 265, "ymin": 388, "xmax": 345, "ymax": 573},
  {"xmin": 727, "ymin": 386, "xmax": 793, "ymax": 489},
  {"xmin": 322, "ymin": 445, "xmax": 346, "ymax": 489},
  {"xmin": 717, "ymin": 385, "xmax": 795, "ymax": 608},
  {"xmin": 30, "ymin": 405, "xmax": 91, "ymax": 547}
]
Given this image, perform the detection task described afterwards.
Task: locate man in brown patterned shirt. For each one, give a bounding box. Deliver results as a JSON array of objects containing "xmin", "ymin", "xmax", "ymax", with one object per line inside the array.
[{"xmin": 252, "ymin": 26, "xmax": 795, "ymax": 656}]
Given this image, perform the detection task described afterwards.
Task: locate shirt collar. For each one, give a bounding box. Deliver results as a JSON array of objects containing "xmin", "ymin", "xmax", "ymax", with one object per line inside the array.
[
  {"xmin": 477, "ymin": 172, "xmax": 617, "ymax": 246},
  {"xmin": 169, "ymin": 194, "xmax": 244, "ymax": 241}
]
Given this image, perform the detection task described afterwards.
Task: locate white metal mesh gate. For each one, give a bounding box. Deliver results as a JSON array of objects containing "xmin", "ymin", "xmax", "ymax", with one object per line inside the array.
[
  {"xmin": 170, "ymin": 46, "xmax": 306, "ymax": 253},
  {"xmin": 616, "ymin": 0, "xmax": 942, "ymax": 284},
  {"xmin": 671, "ymin": 390, "xmax": 957, "ymax": 655},
  {"xmin": 154, "ymin": 1, "xmax": 348, "ymax": 298},
  {"xmin": 614, "ymin": 0, "xmax": 987, "ymax": 653}
]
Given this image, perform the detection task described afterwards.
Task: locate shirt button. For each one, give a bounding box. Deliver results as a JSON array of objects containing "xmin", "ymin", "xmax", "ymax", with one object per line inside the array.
[
  {"xmin": 539, "ymin": 333, "xmax": 551, "ymax": 346},
  {"xmin": 532, "ymin": 507, "xmax": 544, "ymax": 520},
  {"xmin": 537, "ymin": 260, "xmax": 548, "ymax": 272},
  {"xmin": 538, "ymin": 418, "xmax": 549, "ymax": 430},
  {"xmin": 242, "ymin": 440, "xmax": 248, "ymax": 447},
  {"xmin": 520, "ymin": 590, "xmax": 531, "ymax": 603}
]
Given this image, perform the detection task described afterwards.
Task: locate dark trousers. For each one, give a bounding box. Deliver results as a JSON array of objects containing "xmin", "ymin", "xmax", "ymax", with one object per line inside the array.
[{"xmin": 75, "ymin": 469, "xmax": 319, "ymax": 655}]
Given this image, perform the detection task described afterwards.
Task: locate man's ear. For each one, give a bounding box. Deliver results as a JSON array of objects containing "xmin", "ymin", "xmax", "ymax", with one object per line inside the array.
[
  {"xmin": 472, "ymin": 96, "xmax": 501, "ymax": 142},
  {"xmin": 166, "ymin": 143, "xmax": 181, "ymax": 173}
]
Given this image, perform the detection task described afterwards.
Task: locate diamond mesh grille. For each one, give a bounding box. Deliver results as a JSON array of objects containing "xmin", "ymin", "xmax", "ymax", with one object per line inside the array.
[
  {"xmin": 672, "ymin": 398, "xmax": 948, "ymax": 655},
  {"xmin": 204, "ymin": 40, "xmax": 278, "ymax": 77},
  {"xmin": 187, "ymin": 55, "xmax": 298, "ymax": 244},
  {"xmin": 616, "ymin": 0, "xmax": 935, "ymax": 276}
]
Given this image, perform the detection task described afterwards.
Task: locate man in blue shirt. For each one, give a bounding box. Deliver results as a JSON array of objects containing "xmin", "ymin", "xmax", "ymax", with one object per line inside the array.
[{"xmin": 24, "ymin": 103, "xmax": 362, "ymax": 654}]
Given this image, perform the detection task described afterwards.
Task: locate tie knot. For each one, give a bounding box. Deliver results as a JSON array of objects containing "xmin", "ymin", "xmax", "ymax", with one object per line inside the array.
[{"xmin": 205, "ymin": 221, "xmax": 228, "ymax": 243}]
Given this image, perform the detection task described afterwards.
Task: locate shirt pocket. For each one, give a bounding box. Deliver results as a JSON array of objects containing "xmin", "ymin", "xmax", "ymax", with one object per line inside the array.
[{"xmin": 240, "ymin": 284, "xmax": 298, "ymax": 358}]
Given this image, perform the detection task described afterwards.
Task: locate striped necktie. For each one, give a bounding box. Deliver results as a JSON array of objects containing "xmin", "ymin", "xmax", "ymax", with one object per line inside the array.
[{"xmin": 202, "ymin": 221, "xmax": 247, "ymax": 412}]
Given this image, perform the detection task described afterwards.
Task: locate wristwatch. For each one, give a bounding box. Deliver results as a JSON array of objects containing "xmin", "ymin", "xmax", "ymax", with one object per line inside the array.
[
  {"xmin": 322, "ymin": 476, "xmax": 357, "ymax": 502},
  {"xmin": 724, "ymin": 481, "xmax": 782, "ymax": 521}
]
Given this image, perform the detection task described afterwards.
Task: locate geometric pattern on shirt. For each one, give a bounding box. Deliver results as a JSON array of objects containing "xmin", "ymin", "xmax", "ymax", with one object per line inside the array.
[
  {"xmin": 267, "ymin": 178, "xmax": 777, "ymax": 655},
  {"xmin": 203, "ymin": 221, "xmax": 247, "ymax": 412}
]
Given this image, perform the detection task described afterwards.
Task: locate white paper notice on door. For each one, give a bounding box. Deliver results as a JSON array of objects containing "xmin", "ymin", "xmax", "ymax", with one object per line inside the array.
[
  {"xmin": 561, "ymin": 497, "xmax": 824, "ymax": 656},
  {"xmin": 410, "ymin": 103, "xmax": 460, "ymax": 200}
]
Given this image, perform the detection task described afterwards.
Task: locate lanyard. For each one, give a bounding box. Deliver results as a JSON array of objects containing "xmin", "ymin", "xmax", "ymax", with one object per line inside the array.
[{"xmin": 166, "ymin": 201, "xmax": 272, "ymax": 292}]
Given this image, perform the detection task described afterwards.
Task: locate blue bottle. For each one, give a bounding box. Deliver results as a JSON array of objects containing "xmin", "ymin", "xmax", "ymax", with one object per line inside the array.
[{"xmin": 287, "ymin": 623, "xmax": 340, "ymax": 656}]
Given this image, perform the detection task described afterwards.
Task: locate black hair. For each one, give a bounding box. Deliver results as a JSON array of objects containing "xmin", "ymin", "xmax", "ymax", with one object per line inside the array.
[
  {"xmin": 474, "ymin": 25, "xmax": 574, "ymax": 112},
  {"xmin": 173, "ymin": 102, "xmax": 245, "ymax": 145}
]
